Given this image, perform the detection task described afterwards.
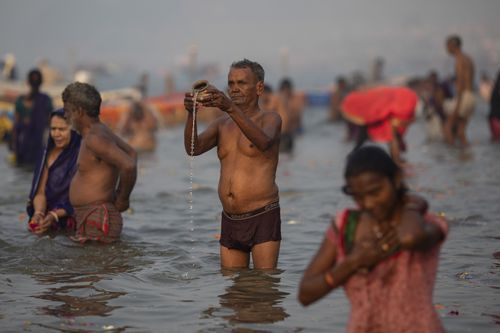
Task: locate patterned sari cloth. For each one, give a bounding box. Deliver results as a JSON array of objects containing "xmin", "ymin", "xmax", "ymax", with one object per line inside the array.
[{"xmin": 325, "ymin": 209, "xmax": 448, "ymax": 333}]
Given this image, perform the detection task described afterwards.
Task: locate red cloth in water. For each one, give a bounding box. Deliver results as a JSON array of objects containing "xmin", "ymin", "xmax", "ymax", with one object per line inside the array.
[
  {"xmin": 490, "ymin": 117, "xmax": 500, "ymax": 141},
  {"xmin": 342, "ymin": 86, "xmax": 418, "ymax": 142}
]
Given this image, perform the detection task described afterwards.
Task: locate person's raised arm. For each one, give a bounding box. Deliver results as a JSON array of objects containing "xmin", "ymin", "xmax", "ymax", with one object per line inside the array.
[
  {"xmin": 183, "ymin": 92, "xmax": 219, "ymax": 155},
  {"xmin": 231, "ymin": 110, "xmax": 281, "ymax": 152},
  {"xmin": 200, "ymin": 88, "xmax": 282, "ymax": 152},
  {"xmin": 397, "ymin": 195, "xmax": 445, "ymax": 251},
  {"xmin": 86, "ymin": 133, "xmax": 137, "ymax": 212}
]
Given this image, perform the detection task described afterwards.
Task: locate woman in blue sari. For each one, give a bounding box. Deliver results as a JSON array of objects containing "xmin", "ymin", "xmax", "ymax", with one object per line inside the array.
[
  {"xmin": 13, "ymin": 69, "xmax": 53, "ymax": 167},
  {"xmin": 27, "ymin": 109, "xmax": 81, "ymax": 234}
]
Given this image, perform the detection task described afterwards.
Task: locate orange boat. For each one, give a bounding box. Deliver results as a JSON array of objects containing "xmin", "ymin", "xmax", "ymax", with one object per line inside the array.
[{"xmin": 98, "ymin": 92, "xmax": 186, "ymax": 129}]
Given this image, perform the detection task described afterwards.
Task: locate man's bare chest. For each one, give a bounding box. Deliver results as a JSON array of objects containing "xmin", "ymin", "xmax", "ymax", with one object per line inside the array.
[
  {"xmin": 76, "ymin": 144, "xmax": 102, "ymax": 172},
  {"xmin": 217, "ymin": 125, "xmax": 257, "ymax": 159}
]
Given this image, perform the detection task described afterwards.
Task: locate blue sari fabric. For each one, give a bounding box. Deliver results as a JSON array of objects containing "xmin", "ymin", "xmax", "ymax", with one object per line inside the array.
[
  {"xmin": 14, "ymin": 92, "xmax": 53, "ymax": 166},
  {"xmin": 27, "ymin": 130, "xmax": 81, "ymax": 229}
]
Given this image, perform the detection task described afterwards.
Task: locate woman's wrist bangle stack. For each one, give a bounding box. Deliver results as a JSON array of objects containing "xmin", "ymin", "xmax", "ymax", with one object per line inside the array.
[
  {"xmin": 48, "ymin": 211, "xmax": 59, "ymax": 222},
  {"xmin": 34, "ymin": 211, "xmax": 45, "ymax": 218},
  {"xmin": 324, "ymin": 270, "xmax": 335, "ymax": 288}
]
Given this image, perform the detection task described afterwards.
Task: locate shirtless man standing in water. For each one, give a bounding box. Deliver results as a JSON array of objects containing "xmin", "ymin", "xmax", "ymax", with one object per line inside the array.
[
  {"xmin": 62, "ymin": 82, "xmax": 137, "ymax": 243},
  {"xmin": 444, "ymin": 35, "xmax": 476, "ymax": 147},
  {"xmin": 120, "ymin": 101, "xmax": 158, "ymax": 153},
  {"xmin": 184, "ymin": 59, "xmax": 282, "ymax": 269}
]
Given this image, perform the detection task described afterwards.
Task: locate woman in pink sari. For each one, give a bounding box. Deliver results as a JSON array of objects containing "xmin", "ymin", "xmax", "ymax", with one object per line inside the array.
[{"xmin": 299, "ymin": 146, "xmax": 447, "ymax": 333}]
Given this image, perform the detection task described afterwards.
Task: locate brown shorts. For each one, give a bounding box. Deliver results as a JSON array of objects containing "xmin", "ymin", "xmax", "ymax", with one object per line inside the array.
[
  {"xmin": 220, "ymin": 202, "xmax": 281, "ymax": 253},
  {"xmin": 71, "ymin": 202, "xmax": 123, "ymax": 243}
]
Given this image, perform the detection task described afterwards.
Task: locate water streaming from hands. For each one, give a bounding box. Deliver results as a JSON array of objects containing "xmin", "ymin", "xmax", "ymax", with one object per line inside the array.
[
  {"xmin": 188, "ymin": 80, "xmax": 209, "ymax": 251},
  {"xmin": 188, "ymin": 90, "xmax": 199, "ymax": 233}
]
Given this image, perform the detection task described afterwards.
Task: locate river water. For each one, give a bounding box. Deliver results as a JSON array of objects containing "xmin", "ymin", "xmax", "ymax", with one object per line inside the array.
[{"xmin": 0, "ymin": 103, "xmax": 498, "ymax": 332}]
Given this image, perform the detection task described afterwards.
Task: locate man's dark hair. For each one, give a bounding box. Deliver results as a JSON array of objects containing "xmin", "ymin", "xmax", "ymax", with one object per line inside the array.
[
  {"xmin": 447, "ymin": 35, "xmax": 462, "ymax": 48},
  {"xmin": 336, "ymin": 76, "xmax": 347, "ymax": 86},
  {"xmin": 27, "ymin": 68, "xmax": 43, "ymax": 89},
  {"xmin": 62, "ymin": 82, "xmax": 102, "ymax": 118},
  {"xmin": 231, "ymin": 59, "xmax": 265, "ymax": 82},
  {"xmin": 279, "ymin": 78, "xmax": 293, "ymax": 91},
  {"xmin": 263, "ymin": 84, "xmax": 273, "ymax": 93}
]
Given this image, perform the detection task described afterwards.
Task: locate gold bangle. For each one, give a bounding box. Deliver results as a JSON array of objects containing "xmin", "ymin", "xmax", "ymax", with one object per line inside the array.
[
  {"xmin": 48, "ymin": 211, "xmax": 59, "ymax": 222},
  {"xmin": 324, "ymin": 270, "xmax": 335, "ymax": 288},
  {"xmin": 34, "ymin": 211, "xmax": 45, "ymax": 217}
]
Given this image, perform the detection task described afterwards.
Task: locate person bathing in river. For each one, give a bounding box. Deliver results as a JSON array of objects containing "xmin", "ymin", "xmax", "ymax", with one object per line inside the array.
[
  {"xmin": 12, "ymin": 69, "xmax": 53, "ymax": 167},
  {"xmin": 62, "ymin": 82, "xmax": 137, "ymax": 243},
  {"xmin": 184, "ymin": 59, "xmax": 282, "ymax": 269},
  {"xmin": 27, "ymin": 109, "xmax": 81, "ymax": 235},
  {"xmin": 299, "ymin": 146, "xmax": 447, "ymax": 333},
  {"xmin": 119, "ymin": 100, "xmax": 158, "ymax": 153},
  {"xmin": 443, "ymin": 35, "xmax": 476, "ymax": 147}
]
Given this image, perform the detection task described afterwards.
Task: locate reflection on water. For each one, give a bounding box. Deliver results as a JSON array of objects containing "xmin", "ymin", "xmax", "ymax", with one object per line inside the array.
[
  {"xmin": 33, "ymin": 272, "xmax": 126, "ymax": 317},
  {"xmin": 33, "ymin": 321, "xmax": 129, "ymax": 333},
  {"xmin": 203, "ymin": 269, "xmax": 289, "ymax": 327},
  {"xmin": 20, "ymin": 241, "xmax": 145, "ymax": 332}
]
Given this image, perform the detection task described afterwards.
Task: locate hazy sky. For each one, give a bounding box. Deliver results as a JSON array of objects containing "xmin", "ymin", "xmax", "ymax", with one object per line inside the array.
[{"xmin": 1, "ymin": 0, "xmax": 499, "ymax": 90}]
